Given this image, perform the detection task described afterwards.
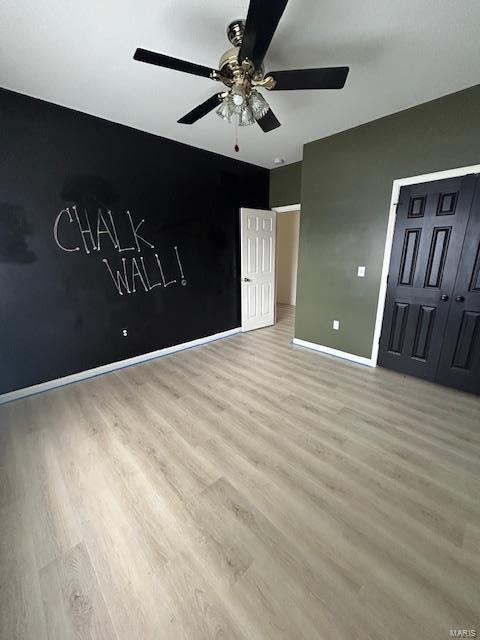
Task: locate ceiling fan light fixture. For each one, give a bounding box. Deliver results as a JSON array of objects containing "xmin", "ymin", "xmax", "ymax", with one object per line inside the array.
[
  {"xmin": 238, "ymin": 105, "xmax": 256, "ymax": 127},
  {"xmin": 216, "ymin": 89, "xmax": 270, "ymax": 127},
  {"xmin": 216, "ymin": 96, "xmax": 233, "ymax": 122},
  {"xmin": 249, "ymin": 89, "xmax": 269, "ymax": 121},
  {"xmin": 231, "ymin": 85, "xmax": 246, "ymax": 106}
]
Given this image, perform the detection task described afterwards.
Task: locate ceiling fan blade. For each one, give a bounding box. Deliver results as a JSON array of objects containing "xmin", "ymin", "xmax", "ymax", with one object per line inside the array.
[
  {"xmin": 257, "ymin": 108, "xmax": 281, "ymax": 132},
  {"xmin": 134, "ymin": 48, "xmax": 219, "ymax": 79},
  {"xmin": 239, "ymin": 0, "xmax": 289, "ymax": 69},
  {"xmin": 178, "ymin": 94, "xmax": 223, "ymax": 125},
  {"xmin": 266, "ymin": 67, "xmax": 350, "ymax": 90}
]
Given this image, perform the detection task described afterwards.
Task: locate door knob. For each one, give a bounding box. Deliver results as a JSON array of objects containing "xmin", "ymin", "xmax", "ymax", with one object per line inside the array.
[
  {"xmin": 455, "ymin": 295, "xmax": 465, "ymax": 303},
  {"xmin": 242, "ymin": 277, "xmax": 252, "ymax": 282},
  {"xmin": 440, "ymin": 294, "xmax": 449, "ymax": 301}
]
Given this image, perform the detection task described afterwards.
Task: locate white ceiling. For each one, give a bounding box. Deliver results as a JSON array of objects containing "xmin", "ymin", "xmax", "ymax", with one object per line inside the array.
[{"xmin": 1, "ymin": 0, "xmax": 480, "ymax": 168}]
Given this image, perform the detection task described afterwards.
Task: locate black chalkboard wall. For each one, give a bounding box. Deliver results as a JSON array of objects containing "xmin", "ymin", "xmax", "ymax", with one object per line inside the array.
[{"xmin": 0, "ymin": 88, "xmax": 269, "ymax": 394}]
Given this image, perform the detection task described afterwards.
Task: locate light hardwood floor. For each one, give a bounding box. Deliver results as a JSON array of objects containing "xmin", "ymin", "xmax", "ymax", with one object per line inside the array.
[{"xmin": 1, "ymin": 304, "xmax": 479, "ymax": 639}]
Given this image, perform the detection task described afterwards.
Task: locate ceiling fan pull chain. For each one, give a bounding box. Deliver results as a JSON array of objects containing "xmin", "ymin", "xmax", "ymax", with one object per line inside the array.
[{"xmin": 234, "ymin": 115, "xmax": 240, "ymax": 152}]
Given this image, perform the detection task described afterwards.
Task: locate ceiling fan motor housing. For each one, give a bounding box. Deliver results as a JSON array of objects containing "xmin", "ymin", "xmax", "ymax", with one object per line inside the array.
[
  {"xmin": 220, "ymin": 20, "xmax": 265, "ymax": 90},
  {"xmin": 227, "ymin": 19, "xmax": 245, "ymax": 47},
  {"xmin": 218, "ymin": 47, "xmax": 240, "ymax": 79}
]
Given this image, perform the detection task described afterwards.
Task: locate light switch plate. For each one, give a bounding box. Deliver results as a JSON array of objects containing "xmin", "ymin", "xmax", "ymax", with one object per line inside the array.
[
  {"xmin": 333, "ymin": 320, "xmax": 340, "ymax": 330},
  {"xmin": 357, "ymin": 266, "xmax": 366, "ymax": 277}
]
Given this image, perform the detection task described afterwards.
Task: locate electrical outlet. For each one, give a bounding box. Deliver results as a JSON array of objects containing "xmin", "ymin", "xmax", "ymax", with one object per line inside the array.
[
  {"xmin": 122, "ymin": 328, "xmax": 128, "ymax": 337},
  {"xmin": 357, "ymin": 266, "xmax": 366, "ymax": 277},
  {"xmin": 333, "ymin": 320, "xmax": 340, "ymax": 330}
]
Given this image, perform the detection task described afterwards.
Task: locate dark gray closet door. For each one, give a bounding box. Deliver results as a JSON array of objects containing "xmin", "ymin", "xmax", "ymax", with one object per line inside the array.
[
  {"xmin": 378, "ymin": 175, "xmax": 477, "ymax": 382},
  {"xmin": 437, "ymin": 178, "xmax": 480, "ymax": 394}
]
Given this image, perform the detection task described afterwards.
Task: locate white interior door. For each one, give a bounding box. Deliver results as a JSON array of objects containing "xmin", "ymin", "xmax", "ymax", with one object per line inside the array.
[{"xmin": 240, "ymin": 208, "xmax": 276, "ymax": 331}]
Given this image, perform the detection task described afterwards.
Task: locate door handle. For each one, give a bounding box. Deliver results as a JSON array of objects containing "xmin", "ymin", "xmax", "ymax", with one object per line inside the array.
[
  {"xmin": 440, "ymin": 294, "xmax": 449, "ymax": 302},
  {"xmin": 455, "ymin": 295, "xmax": 465, "ymax": 303},
  {"xmin": 242, "ymin": 277, "xmax": 252, "ymax": 282}
]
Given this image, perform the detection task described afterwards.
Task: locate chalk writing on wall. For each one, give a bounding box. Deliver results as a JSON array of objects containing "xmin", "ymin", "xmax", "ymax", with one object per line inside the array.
[{"xmin": 53, "ymin": 206, "xmax": 187, "ymax": 295}]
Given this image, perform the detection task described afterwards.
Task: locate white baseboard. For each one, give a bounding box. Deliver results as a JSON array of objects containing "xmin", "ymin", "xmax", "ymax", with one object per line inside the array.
[
  {"xmin": 0, "ymin": 327, "xmax": 241, "ymax": 405},
  {"xmin": 292, "ymin": 338, "xmax": 375, "ymax": 367}
]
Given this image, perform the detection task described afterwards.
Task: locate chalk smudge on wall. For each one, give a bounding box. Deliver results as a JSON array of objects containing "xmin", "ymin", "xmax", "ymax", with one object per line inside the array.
[{"xmin": 0, "ymin": 203, "xmax": 38, "ymax": 264}]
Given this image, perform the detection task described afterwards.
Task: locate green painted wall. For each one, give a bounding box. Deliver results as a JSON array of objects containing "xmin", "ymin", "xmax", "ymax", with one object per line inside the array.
[
  {"xmin": 270, "ymin": 161, "xmax": 302, "ymax": 207},
  {"xmin": 295, "ymin": 84, "xmax": 480, "ymax": 358}
]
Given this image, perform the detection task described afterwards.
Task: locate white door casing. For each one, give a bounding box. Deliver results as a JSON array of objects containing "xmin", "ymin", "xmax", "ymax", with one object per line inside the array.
[{"xmin": 240, "ymin": 208, "xmax": 276, "ymax": 331}]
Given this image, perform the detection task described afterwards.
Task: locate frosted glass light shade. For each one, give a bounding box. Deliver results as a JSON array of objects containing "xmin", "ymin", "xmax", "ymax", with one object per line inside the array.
[
  {"xmin": 238, "ymin": 105, "xmax": 255, "ymax": 127},
  {"xmin": 215, "ymin": 89, "xmax": 270, "ymax": 127},
  {"xmin": 250, "ymin": 90, "xmax": 269, "ymax": 120},
  {"xmin": 216, "ymin": 97, "xmax": 233, "ymax": 122}
]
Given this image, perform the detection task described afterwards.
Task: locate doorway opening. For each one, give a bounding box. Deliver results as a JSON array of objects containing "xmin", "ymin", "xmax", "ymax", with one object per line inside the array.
[
  {"xmin": 274, "ymin": 205, "xmax": 301, "ymax": 327},
  {"xmin": 239, "ymin": 204, "xmax": 300, "ymax": 337}
]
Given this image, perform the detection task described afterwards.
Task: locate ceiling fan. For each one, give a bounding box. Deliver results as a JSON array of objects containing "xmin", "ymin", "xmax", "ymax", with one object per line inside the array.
[{"xmin": 133, "ymin": 0, "xmax": 349, "ymax": 134}]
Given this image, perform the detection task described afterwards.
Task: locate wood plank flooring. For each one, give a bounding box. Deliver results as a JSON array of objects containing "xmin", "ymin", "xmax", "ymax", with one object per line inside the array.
[{"xmin": 1, "ymin": 303, "xmax": 479, "ymax": 639}]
